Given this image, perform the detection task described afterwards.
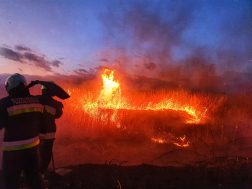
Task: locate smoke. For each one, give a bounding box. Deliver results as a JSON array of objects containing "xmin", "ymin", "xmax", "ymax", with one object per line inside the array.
[
  {"xmin": 96, "ymin": 0, "xmax": 252, "ymax": 94},
  {"xmin": 1, "ymin": 1, "xmax": 251, "ymax": 94}
]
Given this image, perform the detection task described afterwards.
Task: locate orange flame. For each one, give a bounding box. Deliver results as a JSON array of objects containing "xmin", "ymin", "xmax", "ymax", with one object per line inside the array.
[
  {"xmin": 82, "ymin": 69, "xmax": 207, "ymax": 127},
  {"xmin": 100, "ymin": 69, "xmax": 120, "ymax": 101},
  {"xmin": 151, "ymin": 135, "xmax": 190, "ymax": 147},
  {"xmin": 66, "ymin": 69, "xmax": 225, "ymax": 148}
]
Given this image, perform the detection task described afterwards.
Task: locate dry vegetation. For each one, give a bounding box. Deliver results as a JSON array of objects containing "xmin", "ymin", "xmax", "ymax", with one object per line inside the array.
[
  {"xmin": 1, "ymin": 81, "xmax": 252, "ymax": 188},
  {"xmin": 54, "ymin": 87, "xmax": 252, "ymax": 165}
]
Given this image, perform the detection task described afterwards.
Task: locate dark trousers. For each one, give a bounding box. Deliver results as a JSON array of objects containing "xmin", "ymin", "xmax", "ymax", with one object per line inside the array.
[
  {"xmin": 39, "ymin": 139, "xmax": 54, "ymax": 175},
  {"xmin": 2, "ymin": 145, "xmax": 46, "ymax": 189}
]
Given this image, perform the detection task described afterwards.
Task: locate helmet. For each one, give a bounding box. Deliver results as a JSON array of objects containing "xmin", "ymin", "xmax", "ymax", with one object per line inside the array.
[
  {"xmin": 41, "ymin": 81, "xmax": 54, "ymax": 90},
  {"xmin": 5, "ymin": 73, "xmax": 27, "ymax": 93}
]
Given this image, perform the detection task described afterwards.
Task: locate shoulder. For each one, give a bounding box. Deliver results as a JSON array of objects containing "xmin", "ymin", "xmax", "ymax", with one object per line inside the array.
[
  {"xmin": 51, "ymin": 98, "xmax": 63, "ymax": 108},
  {"xmin": 55, "ymin": 99, "xmax": 63, "ymax": 108},
  {"xmin": 0, "ymin": 96, "xmax": 10, "ymax": 102},
  {"xmin": 0, "ymin": 96, "xmax": 10, "ymax": 107}
]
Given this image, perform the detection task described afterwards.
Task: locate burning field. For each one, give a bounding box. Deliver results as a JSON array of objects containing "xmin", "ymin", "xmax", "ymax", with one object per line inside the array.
[
  {"xmin": 1, "ymin": 69, "xmax": 252, "ymax": 188},
  {"xmin": 46, "ymin": 69, "xmax": 252, "ymax": 169}
]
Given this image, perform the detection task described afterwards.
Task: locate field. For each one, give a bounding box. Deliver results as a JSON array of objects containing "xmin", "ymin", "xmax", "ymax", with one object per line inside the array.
[
  {"xmin": 1, "ymin": 71, "xmax": 252, "ymax": 188},
  {"xmin": 47, "ymin": 87, "xmax": 252, "ymax": 188}
]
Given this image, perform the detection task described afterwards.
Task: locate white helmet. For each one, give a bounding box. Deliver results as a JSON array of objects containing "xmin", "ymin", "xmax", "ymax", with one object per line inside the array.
[{"xmin": 5, "ymin": 73, "xmax": 27, "ymax": 93}]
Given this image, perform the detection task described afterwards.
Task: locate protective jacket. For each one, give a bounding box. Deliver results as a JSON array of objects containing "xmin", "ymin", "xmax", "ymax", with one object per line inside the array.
[
  {"xmin": 0, "ymin": 90, "xmax": 44, "ymax": 151},
  {"xmin": 39, "ymin": 96, "xmax": 63, "ymax": 140}
]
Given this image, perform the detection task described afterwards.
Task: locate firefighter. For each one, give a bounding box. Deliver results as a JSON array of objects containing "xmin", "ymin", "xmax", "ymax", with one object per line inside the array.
[
  {"xmin": 0, "ymin": 73, "xmax": 46, "ymax": 189},
  {"xmin": 39, "ymin": 81, "xmax": 63, "ymax": 177}
]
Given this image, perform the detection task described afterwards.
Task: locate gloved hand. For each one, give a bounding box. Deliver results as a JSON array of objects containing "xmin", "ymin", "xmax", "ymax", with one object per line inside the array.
[
  {"xmin": 28, "ymin": 80, "xmax": 39, "ymax": 88},
  {"xmin": 31, "ymin": 80, "xmax": 39, "ymax": 85}
]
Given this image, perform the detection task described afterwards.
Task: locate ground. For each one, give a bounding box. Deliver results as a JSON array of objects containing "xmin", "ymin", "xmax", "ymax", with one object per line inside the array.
[
  {"xmin": 45, "ymin": 162, "xmax": 252, "ymax": 189},
  {"xmin": 1, "ymin": 161, "xmax": 251, "ymax": 189}
]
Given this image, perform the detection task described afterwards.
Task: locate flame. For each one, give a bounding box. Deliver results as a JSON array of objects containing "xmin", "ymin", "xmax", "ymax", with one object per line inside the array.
[
  {"xmin": 100, "ymin": 69, "xmax": 120, "ymax": 101},
  {"xmin": 66, "ymin": 69, "xmax": 226, "ymax": 148},
  {"xmin": 82, "ymin": 69, "xmax": 207, "ymax": 127},
  {"xmin": 151, "ymin": 135, "xmax": 190, "ymax": 147}
]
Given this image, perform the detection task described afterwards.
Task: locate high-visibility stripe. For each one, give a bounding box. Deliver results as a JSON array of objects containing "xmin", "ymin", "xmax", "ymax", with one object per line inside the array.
[
  {"xmin": 7, "ymin": 104, "xmax": 44, "ymax": 116},
  {"xmin": 39, "ymin": 132, "xmax": 56, "ymax": 139},
  {"xmin": 45, "ymin": 105, "xmax": 56, "ymax": 115},
  {"xmin": 2, "ymin": 136, "xmax": 40, "ymax": 151}
]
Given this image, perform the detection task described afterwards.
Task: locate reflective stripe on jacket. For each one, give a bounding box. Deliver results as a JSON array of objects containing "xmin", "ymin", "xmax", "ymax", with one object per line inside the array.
[
  {"xmin": 39, "ymin": 132, "xmax": 56, "ymax": 140},
  {"xmin": 7, "ymin": 103, "xmax": 44, "ymax": 116},
  {"xmin": 44, "ymin": 105, "xmax": 56, "ymax": 115},
  {"xmin": 2, "ymin": 136, "xmax": 40, "ymax": 151}
]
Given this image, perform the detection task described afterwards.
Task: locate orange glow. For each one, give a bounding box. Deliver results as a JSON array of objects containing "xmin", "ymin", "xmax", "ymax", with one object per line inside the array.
[
  {"xmin": 81, "ymin": 69, "xmax": 217, "ymax": 126},
  {"xmin": 151, "ymin": 138, "xmax": 165, "ymax": 144},
  {"xmin": 151, "ymin": 135, "xmax": 190, "ymax": 147},
  {"xmin": 100, "ymin": 69, "xmax": 120, "ymax": 100},
  {"xmin": 65, "ymin": 69, "xmax": 226, "ymax": 148}
]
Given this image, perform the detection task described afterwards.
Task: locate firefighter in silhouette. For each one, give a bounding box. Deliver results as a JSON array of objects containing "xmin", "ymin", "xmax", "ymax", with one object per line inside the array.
[
  {"xmin": 39, "ymin": 81, "xmax": 63, "ymax": 177},
  {"xmin": 0, "ymin": 73, "xmax": 46, "ymax": 189}
]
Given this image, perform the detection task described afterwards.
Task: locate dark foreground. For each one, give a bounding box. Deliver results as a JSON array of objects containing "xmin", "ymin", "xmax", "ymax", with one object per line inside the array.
[{"xmin": 1, "ymin": 161, "xmax": 252, "ymax": 189}]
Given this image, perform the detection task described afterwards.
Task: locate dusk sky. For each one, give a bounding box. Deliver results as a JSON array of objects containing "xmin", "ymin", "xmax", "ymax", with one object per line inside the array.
[{"xmin": 0, "ymin": 0, "xmax": 251, "ymax": 79}]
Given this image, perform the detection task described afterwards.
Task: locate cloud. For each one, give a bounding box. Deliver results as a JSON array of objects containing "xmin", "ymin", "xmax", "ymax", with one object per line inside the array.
[
  {"xmin": 144, "ymin": 62, "xmax": 156, "ymax": 71},
  {"xmin": 74, "ymin": 69, "xmax": 89, "ymax": 74},
  {"xmin": 51, "ymin": 60, "xmax": 63, "ymax": 68},
  {"xmin": 73, "ymin": 67, "xmax": 97, "ymax": 76},
  {"xmin": 23, "ymin": 52, "xmax": 52, "ymax": 72},
  {"xmin": 0, "ymin": 44, "xmax": 67, "ymax": 73},
  {"xmin": 0, "ymin": 47, "xmax": 24, "ymax": 62},
  {"xmin": 99, "ymin": 58, "xmax": 109, "ymax": 62},
  {"xmin": 15, "ymin": 45, "xmax": 31, "ymax": 51}
]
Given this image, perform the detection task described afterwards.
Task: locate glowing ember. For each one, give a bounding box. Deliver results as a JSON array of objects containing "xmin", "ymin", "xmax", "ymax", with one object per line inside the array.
[
  {"xmin": 151, "ymin": 138, "xmax": 165, "ymax": 144},
  {"xmin": 151, "ymin": 135, "xmax": 190, "ymax": 147}
]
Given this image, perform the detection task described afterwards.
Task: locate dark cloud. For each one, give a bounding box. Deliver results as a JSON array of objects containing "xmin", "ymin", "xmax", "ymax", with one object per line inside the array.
[
  {"xmin": 15, "ymin": 45, "xmax": 31, "ymax": 51},
  {"xmin": 144, "ymin": 62, "xmax": 156, "ymax": 71},
  {"xmin": 0, "ymin": 47, "xmax": 23, "ymax": 62},
  {"xmin": 0, "ymin": 45, "xmax": 66, "ymax": 72},
  {"xmin": 23, "ymin": 52, "xmax": 52, "ymax": 71},
  {"xmin": 73, "ymin": 67, "xmax": 97, "ymax": 75},
  {"xmin": 100, "ymin": 58, "xmax": 109, "ymax": 62},
  {"xmin": 51, "ymin": 60, "xmax": 63, "ymax": 68},
  {"xmin": 74, "ymin": 69, "xmax": 88, "ymax": 74}
]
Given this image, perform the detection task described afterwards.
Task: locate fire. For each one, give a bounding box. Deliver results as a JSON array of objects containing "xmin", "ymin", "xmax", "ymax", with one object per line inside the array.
[
  {"xmin": 83, "ymin": 69, "xmax": 208, "ymax": 126},
  {"xmin": 100, "ymin": 69, "xmax": 120, "ymax": 101},
  {"xmin": 151, "ymin": 135, "xmax": 190, "ymax": 147},
  {"xmin": 66, "ymin": 69, "xmax": 226, "ymax": 148}
]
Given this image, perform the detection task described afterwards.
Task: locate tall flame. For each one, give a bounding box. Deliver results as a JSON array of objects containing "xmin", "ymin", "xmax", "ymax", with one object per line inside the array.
[{"xmin": 100, "ymin": 69, "xmax": 120, "ymax": 101}]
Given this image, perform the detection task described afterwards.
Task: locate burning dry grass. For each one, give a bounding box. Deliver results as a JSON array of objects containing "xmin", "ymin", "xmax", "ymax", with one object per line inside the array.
[
  {"xmin": 57, "ymin": 88, "xmax": 226, "ymax": 141},
  {"xmin": 53, "ymin": 84, "xmax": 252, "ymax": 168},
  {"xmin": 23, "ymin": 70, "xmax": 252, "ymax": 168}
]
